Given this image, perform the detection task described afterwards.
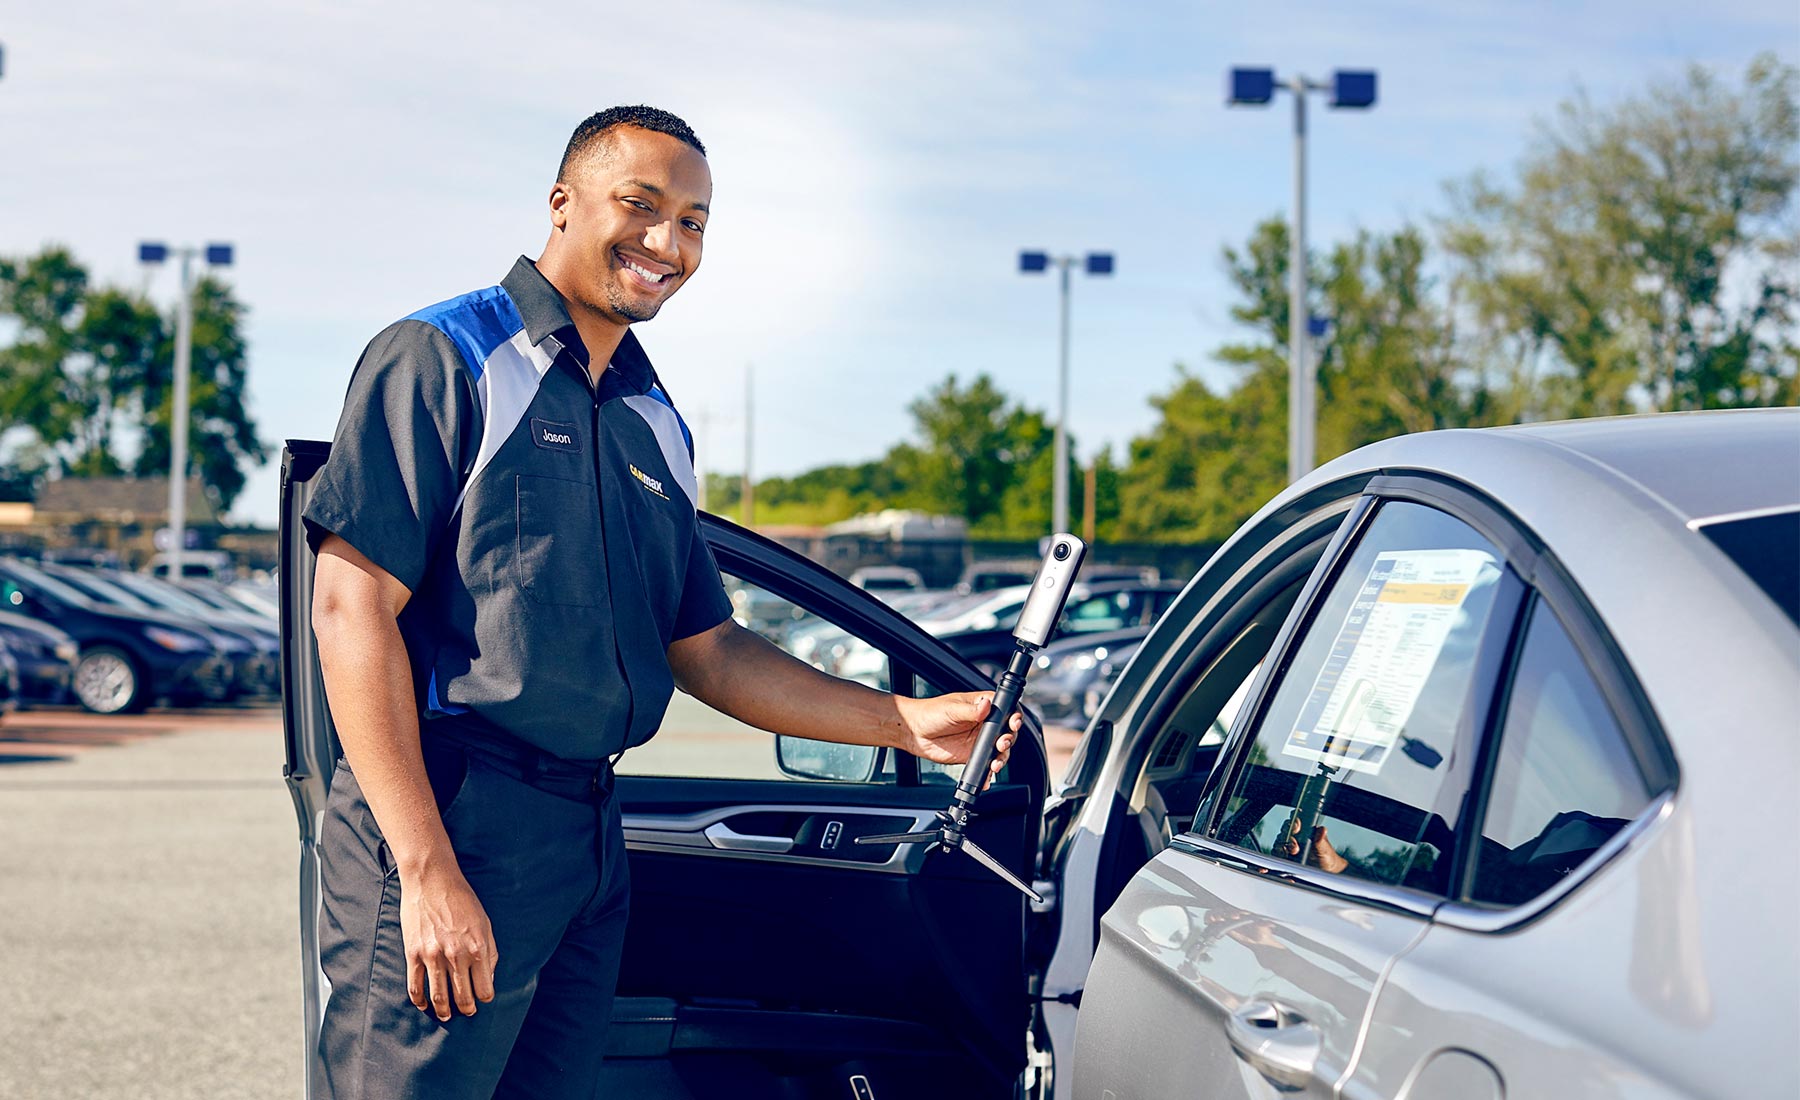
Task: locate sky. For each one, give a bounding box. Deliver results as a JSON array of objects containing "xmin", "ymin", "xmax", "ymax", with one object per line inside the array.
[{"xmin": 3, "ymin": 1, "xmax": 1795, "ymax": 526}]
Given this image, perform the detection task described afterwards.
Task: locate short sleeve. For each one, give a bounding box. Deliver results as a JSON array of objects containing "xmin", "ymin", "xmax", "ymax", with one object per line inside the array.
[
  {"xmin": 670, "ymin": 522, "xmax": 734, "ymax": 641},
  {"xmin": 301, "ymin": 321, "xmax": 479, "ymax": 593}
]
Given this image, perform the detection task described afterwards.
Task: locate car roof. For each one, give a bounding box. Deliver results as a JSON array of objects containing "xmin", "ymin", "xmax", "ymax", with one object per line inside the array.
[{"xmin": 1491, "ymin": 408, "xmax": 1799, "ymax": 523}]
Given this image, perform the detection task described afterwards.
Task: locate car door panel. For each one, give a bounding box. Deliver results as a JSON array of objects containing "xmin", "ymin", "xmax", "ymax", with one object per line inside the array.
[{"xmin": 1076, "ymin": 841, "xmax": 1429, "ymax": 1099}]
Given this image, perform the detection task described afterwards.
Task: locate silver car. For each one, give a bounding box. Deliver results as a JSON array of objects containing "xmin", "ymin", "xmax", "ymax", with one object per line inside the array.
[{"xmin": 1067, "ymin": 409, "xmax": 1798, "ymax": 1099}]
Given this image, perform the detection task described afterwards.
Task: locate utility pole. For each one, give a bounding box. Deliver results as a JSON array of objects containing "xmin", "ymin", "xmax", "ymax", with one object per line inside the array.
[
  {"xmin": 740, "ymin": 366, "xmax": 754, "ymax": 528},
  {"xmin": 1082, "ymin": 461, "xmax": 1097, "ymax": 546},
  {"xmin": 1019, "ymin": 250, "xmax": 1113, "ymax": 536},
  {"xmin": 138, "ymin": 242, "xmax": 233, "ymax": 578},
  {"xmin": 1227, "ymin": 67, "xmax": 1377, "ymax": 482}
]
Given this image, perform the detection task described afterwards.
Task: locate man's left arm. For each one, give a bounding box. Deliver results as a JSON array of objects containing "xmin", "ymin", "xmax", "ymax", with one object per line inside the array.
[{"xmin": 667, "ymin": 618, "xmax": 1019, "ymax": 780}]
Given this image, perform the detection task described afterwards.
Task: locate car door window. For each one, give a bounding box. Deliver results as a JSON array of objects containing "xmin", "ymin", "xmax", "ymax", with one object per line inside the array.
[
  {"xmin": 617, "ymin": 575, "xmax": 895, "ymax": 781},
  {"xmin": 1469, "ymin": 599, "xmax": 1657, "ymax": 907},
  {"xmin": 1212, "ymin": 501, "xmax": 1510, "ymax": 895}
]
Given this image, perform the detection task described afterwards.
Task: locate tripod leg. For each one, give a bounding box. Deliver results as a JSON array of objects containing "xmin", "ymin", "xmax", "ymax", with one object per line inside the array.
[
  {"xmin": 854, "ymin": 829, "xmax": 942, "ymax": 846},
  {"xmin": 960, "ymin": 837, "xmax": 1042, "ymax": 903}
]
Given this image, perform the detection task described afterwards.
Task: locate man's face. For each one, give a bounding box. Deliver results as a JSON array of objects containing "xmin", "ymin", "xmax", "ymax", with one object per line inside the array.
[{"xmin": 549, "ymin": 125, "xmax": 712, "ymax": 325}]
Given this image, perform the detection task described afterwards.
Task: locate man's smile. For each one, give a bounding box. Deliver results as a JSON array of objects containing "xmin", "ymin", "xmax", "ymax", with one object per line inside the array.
[{"xmin": 617, "ymin": 249, "xmax": 675, "ymax": 289}]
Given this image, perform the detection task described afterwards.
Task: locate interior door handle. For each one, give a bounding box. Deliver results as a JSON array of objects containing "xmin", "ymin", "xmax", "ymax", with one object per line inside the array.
[
  {"xmin": 1224, "ymin": 998, "xmax": 1322, "ymax": 1090},
  {"xmin": 703, "ymin": 822, "xmax": 795, "ymax": 853}
]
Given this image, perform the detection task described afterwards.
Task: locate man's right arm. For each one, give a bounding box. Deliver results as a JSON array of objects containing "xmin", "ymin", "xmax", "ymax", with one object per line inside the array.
[{"xmin": 312, "ymin": 534, "xmax": 497, "ymax": 1022}]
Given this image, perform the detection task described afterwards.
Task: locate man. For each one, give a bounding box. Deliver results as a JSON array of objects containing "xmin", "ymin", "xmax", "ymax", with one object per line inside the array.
[{"xmin": 303, "ymin": 105, "xmax": 1020, "ymax": 1099}]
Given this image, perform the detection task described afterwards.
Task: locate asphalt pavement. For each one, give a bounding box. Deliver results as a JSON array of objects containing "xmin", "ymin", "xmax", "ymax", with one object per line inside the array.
[{"xmin": 0, "ymin": 705, "xmax": 298, "ymax": 1099}]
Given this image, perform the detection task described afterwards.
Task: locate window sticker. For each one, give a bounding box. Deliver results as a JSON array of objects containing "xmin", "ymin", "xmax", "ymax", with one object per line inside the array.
[{"xmin": 1282, "ymin": 549, "xmax": 1496, "ymax": 775}]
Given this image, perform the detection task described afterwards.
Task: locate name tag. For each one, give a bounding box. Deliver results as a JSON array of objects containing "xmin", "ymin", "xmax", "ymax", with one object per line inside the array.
[{"xmin": 531, "ymin": 418, "xmax": 580, "ymax": 453}]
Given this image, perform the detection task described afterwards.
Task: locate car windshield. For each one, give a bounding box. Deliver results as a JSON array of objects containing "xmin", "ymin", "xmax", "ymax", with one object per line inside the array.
[
  {"xmin": 108, "ymin": 573, "xmax": 222, "ymax": 617},
  {"xmin": 49, "ymin": 568, "xmax": 157, "ymax": 612},
  {"xmin": 1, "ymin": 561, "xmax": 96, "ymax": 608}
]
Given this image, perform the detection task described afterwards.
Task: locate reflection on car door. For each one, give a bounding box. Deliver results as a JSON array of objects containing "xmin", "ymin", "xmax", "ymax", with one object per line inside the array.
[
  {"xmin": 280, "ymin": 443, "xmax": 1047, "ymax": 1100},
  {"xmin": 1074, "ymin": 498, "xmax": 1528, "ymax": 1099}
]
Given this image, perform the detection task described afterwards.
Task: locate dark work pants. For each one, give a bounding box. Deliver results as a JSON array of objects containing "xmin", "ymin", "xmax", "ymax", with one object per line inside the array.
[{"xmin": 317, "ymin": 728, "xmax": 629, "ymax": 1100}]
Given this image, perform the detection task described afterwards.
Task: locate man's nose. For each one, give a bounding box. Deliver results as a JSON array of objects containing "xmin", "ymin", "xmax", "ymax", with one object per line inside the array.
[{"xmin": 642, "ymin": 219, "xmax": 679, "ymax": 261}]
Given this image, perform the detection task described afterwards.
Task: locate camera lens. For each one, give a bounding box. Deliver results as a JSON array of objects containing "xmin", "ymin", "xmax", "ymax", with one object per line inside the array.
[{"xmin": 1053, "ymin": 542, "xmax": 1071, "ymax": 561}]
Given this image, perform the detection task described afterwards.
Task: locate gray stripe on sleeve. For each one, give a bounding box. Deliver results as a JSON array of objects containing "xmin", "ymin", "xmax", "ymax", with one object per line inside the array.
[{"xmin": 623, "ymin": 395, "xmax": 698, "ymax": 509}]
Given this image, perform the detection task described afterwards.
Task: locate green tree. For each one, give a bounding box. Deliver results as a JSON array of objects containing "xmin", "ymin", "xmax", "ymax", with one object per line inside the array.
[
  {"xmin": 0, "ymin": 248, "xmax": 268, "ymax": 511},
  {"xmin": 901, "ymin": 373, "xmax": 1061, "ymax": 532},
  {"xmin": 1443, "ymin": 52, "xmax": 1800, "ymax": 414},
  {"xmin": 0, "ymin": 248, "xmax": 89, "ymax": 485}
]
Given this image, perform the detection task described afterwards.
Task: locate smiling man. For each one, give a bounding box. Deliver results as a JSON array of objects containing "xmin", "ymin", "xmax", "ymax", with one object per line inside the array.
[{"xmin": 302, "ymin": 106, "xmax": 1020, "ymax": 1099}]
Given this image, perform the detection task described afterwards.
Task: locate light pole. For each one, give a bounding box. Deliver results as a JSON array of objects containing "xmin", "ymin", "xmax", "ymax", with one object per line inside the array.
[
  {"xmin": 1227, "ymin": 66, "xmax": 1376, "ymax": 483},
  {"xmin": 1019, "ymin": 250, "xmax": 1113, "ymax": 537},
  {"xmin": 139, "ymin": 242, "xmax": 233, "ymax": 579}
]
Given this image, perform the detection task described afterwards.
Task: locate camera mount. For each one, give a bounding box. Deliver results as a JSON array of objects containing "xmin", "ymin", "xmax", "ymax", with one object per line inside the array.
[{"xmin": 856, "ymin": 534, "xmax": 1090, "ymax": 901}]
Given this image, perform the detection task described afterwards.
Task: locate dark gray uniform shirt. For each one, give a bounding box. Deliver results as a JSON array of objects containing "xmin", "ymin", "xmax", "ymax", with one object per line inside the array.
[{"xmin": 303, "ymin": 257, "xmax": 733, "ymax": 760}]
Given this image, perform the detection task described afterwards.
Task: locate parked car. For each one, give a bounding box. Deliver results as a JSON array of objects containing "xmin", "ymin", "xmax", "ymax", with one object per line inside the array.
[
  {"xmin": 0, "ymin": 609, "xmax": 79, "ymax": 707},
  {"xmin": 143, "ymin": 550, "xmax": 236, "ymax": 581},
  {"xmin": 0, "ymin": 558, "xmax": 229, "ymax": 713},
  {"xmin": 39, "ymin": 563, "xmax": 259, "ymax": 702},
  {"xmin": 281, "ymin": 409, "xmax": 1799, "ymax": 1099},
  {"xmin": 848, "ymin": 565, "xmax": 925, "ymax": 592},
  {"xmin": 0, "ymin": 636, "xmax": 20, "ymax": 716},
  {"xmin": 937, "ymin": 579, "xmax": 1184, "ymax": 676},
  {"xmin": 92, "ymin": 569, "xmax": 281, "ymax": 698},
  {"xmin": 954, "ymin": 560, "xmax": 1038, "ymax": 594},
  {"xmin": 1020, "ymin": 626, "xmax": 1150, "ymax": 726}
]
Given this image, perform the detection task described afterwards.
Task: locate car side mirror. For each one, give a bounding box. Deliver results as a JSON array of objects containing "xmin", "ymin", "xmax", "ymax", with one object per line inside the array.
[{"xmin": 775, "ymin": 735, "xmax": 879, "ymax": 783}]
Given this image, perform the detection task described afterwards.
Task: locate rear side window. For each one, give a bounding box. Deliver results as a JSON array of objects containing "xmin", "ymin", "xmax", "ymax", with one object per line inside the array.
[
  {"xmin": 1469, "ymin": 600, "xmax": 1656, "ymax": 907},
  {"xmin": 1212, "ymin": 502, "xmax": 1509, "ymax": 895},
  {"xmin": 1697, "ymin": 510, "xmax": 1800, "ymax": 627}
]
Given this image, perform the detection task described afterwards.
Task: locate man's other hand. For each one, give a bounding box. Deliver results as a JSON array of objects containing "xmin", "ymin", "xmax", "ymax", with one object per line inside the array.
[
  {"xmin": 894, "ymin": 692, "xmax": 1023, "ymax": 788},
  {"xmin": 401, "ymin": 864, "xmax": 499, "ymax": 1021}
]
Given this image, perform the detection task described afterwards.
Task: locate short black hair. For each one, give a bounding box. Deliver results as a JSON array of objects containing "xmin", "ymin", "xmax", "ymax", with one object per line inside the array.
[{"xmin": 557, "ymin": 106, "xmax": 706, "ymax": 181}]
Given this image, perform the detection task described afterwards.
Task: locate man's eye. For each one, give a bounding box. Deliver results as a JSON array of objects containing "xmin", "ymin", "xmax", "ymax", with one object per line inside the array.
[
  {"xmin": 624, "ymin": 197, "xmax": 653, "ymax": 211},
  {"xmin": 683, "ymin": 219, "xmax": 706, "ymax": 233}
]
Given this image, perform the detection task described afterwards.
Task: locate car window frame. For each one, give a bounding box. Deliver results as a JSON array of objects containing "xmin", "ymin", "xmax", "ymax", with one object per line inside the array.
[
  {"xmin": 700, "ymin": 512, "xmax": 1047, "ymax": 795},
  {"xmin": 1178, "ymin": 472, "xmax": 1680, "ymax": 929},
  {"xmin": 1180, "ymin": 490, "xmax": 1526, "ymax": 917}
]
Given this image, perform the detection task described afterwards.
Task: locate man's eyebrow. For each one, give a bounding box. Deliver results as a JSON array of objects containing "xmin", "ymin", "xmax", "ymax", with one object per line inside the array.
[{"xmin": 622, "ymin": 179, "xmax": 708, "ymax": 213}]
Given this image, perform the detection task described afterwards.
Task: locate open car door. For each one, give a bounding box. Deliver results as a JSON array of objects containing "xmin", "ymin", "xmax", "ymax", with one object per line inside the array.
[{"xmin": 281, "ymin": 441, "xmax": 1051, "ymax": 1100}]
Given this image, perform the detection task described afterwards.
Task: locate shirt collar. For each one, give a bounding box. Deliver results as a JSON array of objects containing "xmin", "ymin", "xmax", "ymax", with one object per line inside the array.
[{"xmin": 501, "ymin": 256, "xmax": 656, "ymax": 395}]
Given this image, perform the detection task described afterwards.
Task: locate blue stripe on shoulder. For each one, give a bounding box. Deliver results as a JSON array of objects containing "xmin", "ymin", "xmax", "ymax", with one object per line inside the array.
[
  {"xmin": 405, "ymin": 286, "xmax": 524, "ymax": 381},
  {"xmin": 646, "ymin": 385, "xmax": 694, "ymax": 456}
]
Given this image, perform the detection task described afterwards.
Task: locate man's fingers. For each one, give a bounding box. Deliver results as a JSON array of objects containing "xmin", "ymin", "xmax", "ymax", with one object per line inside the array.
[
  {"xmin": 473, "ymin": 946, "xmax": 497, "ymax": 1005},
  {"xmin": 427, "ymin": 954, "xmax": 453, "ymax": 1021},
  {"xmin": 449, "ymin": 952, "xmax": 478, "ymax": 1016},
  {"xmin": 407, "ymin": 952, "xmax": 428, "ymax": 1011}
]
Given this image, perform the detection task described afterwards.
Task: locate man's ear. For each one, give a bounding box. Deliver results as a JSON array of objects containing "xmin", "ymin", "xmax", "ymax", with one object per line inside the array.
[{"xmin": 548, "ymin": 181, "xmax": 573, "ymax": 230}]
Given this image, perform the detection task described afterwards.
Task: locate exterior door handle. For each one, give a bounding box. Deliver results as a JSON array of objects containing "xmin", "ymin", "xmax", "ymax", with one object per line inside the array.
[
  {"xmin": 703, "ymin": 822, "xmax": 795, "ymax": 853},
  {"xmin": 1224, "ymin": 998, "xmax": 1322, "ymax": 1090}
]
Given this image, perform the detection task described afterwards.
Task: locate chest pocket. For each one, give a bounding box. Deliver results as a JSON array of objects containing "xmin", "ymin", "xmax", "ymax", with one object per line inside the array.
[{"xmin": 515, "ymin": 474, "xmax": 604, "ymax": 608}]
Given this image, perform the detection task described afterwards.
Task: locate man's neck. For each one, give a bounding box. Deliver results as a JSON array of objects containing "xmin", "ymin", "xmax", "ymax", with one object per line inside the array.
[
  {"xmin": 568, "ymin": 313, "xmax": 625, "ymax": 388},
  {"xmin": 534, "ymin": 250, "xmax": 627, "ymax": 388}
]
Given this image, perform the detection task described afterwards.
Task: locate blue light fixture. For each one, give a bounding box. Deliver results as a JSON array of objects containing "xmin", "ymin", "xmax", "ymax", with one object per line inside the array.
[
  {"xmin": 1019, "ymin": 250, "xmax": 1050, "ymax": 274},
  {"xmin": 204, "ymin": 244, "xmax": 234, "ymax": 266},
  {"xmin": 139, "ymin": 243, "xmax": 169, "ymax": 264},
  {"xmin": 1084, "ymin": 253, "xmax": 1115, "ymax": 276},
  {"xmin": 1331, "ymin": 70, "xmax": 1378, "ymax": 110},
  {"xmin": 1227, "ymin": 67, "xmax": 1276, "ymax": 106}
]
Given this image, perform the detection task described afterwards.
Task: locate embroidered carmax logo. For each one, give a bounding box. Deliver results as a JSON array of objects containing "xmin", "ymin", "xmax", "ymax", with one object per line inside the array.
[{"xmin": 629, "ymin": 464, "xmax": 668, "ymax": 499}]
